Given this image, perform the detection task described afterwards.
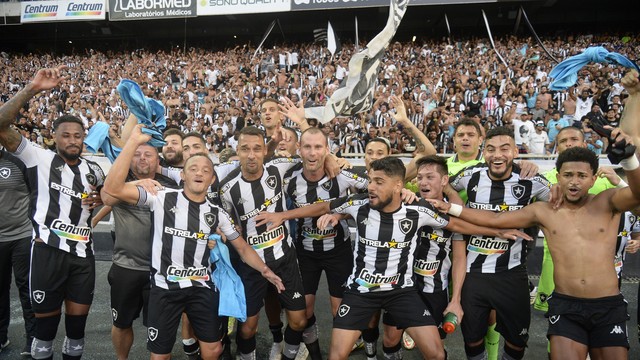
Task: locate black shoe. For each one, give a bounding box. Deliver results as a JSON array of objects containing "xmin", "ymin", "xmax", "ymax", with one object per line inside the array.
[{"xmin": 21, "ymin": 336, "xmax": 34, "ymax": 356}]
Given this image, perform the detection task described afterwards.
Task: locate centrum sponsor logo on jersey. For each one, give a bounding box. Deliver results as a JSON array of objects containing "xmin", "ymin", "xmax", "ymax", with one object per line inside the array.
[
  {"xmin": 51, "ymin": 182, "xmax": 89, "ymax": 199},
  {"xmin": 359, "ymin": 236, "xmax": 410, "ymax": 249},
  {"xmin": 422, "ymin": 231, "xmax": 448, "ymax": 243},
  {"xmin": 467, "ymin": 236, "xmax": 509, "ymax": 254},
  {"xmin": 164, "ymin": 227, "xmax": 207, "ymax": 240},
  {"xmin": 355, "ymin": 269, "xmax": 401, "ymax": 288},
  {"xmin": 302, "ymin": 226, "xmax": 336, "ymax": 240},
  {"xmin": 240, "ymin": 192, "xmax": 282, "ymax": 221},
  {"xmin": 247, "ymin": 225, "xmax": 285, "ymax": 249},
  {"xmin": 166, "ymin": 265, "xmax": 209, "ymax": 282},
  {"xmin": 468, "ymin": 202, "xmax": 524, "ymax": 212},
  {"xmin": 50, "ymin": 219, "xmax": 91, "ymax": 242},
  {"xmin": 414, "ymin": 259, "xmax": 440, "ymax": 276}
]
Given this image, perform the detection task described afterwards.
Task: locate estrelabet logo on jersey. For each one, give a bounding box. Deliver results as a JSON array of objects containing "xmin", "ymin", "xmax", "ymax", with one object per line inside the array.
[
  {"xmin": 166, "ymin": 265, "xmax": 210, "ymax": 282},
  {"xmin": 301, "ymin": 226, "xmax": 337, "ymax": 241},
  {"xmin": 247, "ymin": 225, "xmax": 285, "ymax": 249},
  {"xmin": 422, "ymin": 231, "xmax": 448, "ymax": 243},
  {"xmin": 355, "ymin": 269, "xmax": 401, "ymax": 288},
  {"xmin": 50, "ymin": 219, "xmax": 91, "ymax": 242},
  {"xmin": 163, "ymin": 226, "xmax": 207, "ymax": 240},
  {"xmin": 359, "ymin": 236, "xmax": 410, "ymax": 249},
  {"xmin": 468, "ymin": 202, "xmax": 524, "ymax": 212},
  {"xmin": 414, "ymin": 259, "xmax": 440, "ymax": 277},
  {"xmin": 32, "ymin": 290, "xmax": 45, "ymax": 304},
  {"xmin": 415, "ymin": 206, "xmax": 448, "ymax": 225},
  {"xmin": 0, "ymin": 167, "xmax": 10, "ymax": 179},
  {"xmin": 240, "ymin": 192, "xmax": 282, "ymax": 221},
  {"xmin": 467, "ymin": 236, "xmax": 509, "ymax": 254},
  {"xmin": 51, "ymin": 182, "xmax": 90, "ymax": 199}
]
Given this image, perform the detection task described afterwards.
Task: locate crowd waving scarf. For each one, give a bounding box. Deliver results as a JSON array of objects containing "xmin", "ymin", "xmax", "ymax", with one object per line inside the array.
[
  {"xmin": 116, "ymin": 79, "xmax": 167, "ymax": 147},
  {"xmin": 304, "ymin": 0, "xmax": 409, "ymax": 124},
  {"xmin": 549, "ymin": 46, "xmax": 640, "ymax": 91}
]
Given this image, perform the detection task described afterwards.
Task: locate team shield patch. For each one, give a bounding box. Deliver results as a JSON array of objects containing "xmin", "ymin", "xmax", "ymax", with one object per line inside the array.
[
  {"xmin": 399, "ymin": 219, "xmax": 414, "ymax": 235},
  {"xmin": 321, "ymin": 180, "xmax": 333, "ymax": 192},
  {"xmin": 85, "ymin": 173, "xmax": 97, "ymax": 186},
  {"xmin": 338, "ymin": 304, "xmax": 350, "ymax": 317},
  {"xmin": 111, "ymin": 308, "xmax": 118, "ymax": 321},
  {"xmin": 204, "ymin": 213, "xmax": 217, "ymax": 228},
  {"xmin": 265, "ymin": 175, "xmax": 277, "ymax": 190},
  {"xmin": 511, "ymin": 184, "xmax": 525, "ymax": 200},
  {"xmin": 32, "ymin": 290, "xmax": 45, "ymax": 304},
  {"xmin": 0, "ymin": 167, "xmax": 10, "ymax": 179},
  {"xmin": 549, "ymin": 315, "xmax": 560, "ymax": 324},
  {"xmin": 148, "ymin": 327, "xmax": 159, "ymax": 341}
]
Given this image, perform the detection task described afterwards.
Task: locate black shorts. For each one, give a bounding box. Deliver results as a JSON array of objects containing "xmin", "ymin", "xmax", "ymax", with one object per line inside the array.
[
  {"xmin": 146, "ymin": 286, "xmax": 222, "ymax": 355},
  {"xmin": 29, "ymin": 241, "xmax": 95, "ymax": 313},
  {"xmin": 461, "ymin": 267, "xmax": 530, "ymax": 347},
  {"xmin": 546, "ymin": 292, "xmax": 630, "ymax": 349},
  {"xmin": 297, "ymin": 247, "xmax": 352, "ymax": 297},
  {"xmin": 234, "ymin": 250, "xmax": 306, "ymax": 317},
  {"xmin": 383, "ymin": 290, "xmax": 449, "ymax": 339},
  {"xmin": 108, "ymin": 264, "xmax": 150, "ymax": 328},
  {"xmin": 334, "ymin": 288, "xmax": 436, "ymax": 331}
]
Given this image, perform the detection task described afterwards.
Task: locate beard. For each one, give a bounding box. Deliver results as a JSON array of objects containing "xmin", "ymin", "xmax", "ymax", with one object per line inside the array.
[
  {"xmin": 370, "ymin": 194, "xmax": 393, "ymax": 211},
  {"xmin": 58, "ymin": 147, "xmax": 81, "ymax": 161}
]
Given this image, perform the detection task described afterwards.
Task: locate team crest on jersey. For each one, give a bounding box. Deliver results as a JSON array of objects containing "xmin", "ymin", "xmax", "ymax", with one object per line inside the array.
[
  {"xmin": 148, "ymin": 327, "xmax": 159, "ymax": 341},
  {"xmin": 85, "ymin": 173, "xmax": 97, "ymax": 186},
  {"xmin": 321, "ymin": 180, "xmax": 333, "ymax": 192},
  {"xmin": 511, "ymin": 184, "xmax": 526, "ymax": 200},
  {"xmin": 548, "ymin": 315, "xmax": 560, "ymax": 325},
  {"xmin": 265, "ymin": 175, "xmax": 277, "ymax": 190},
  {"xmin": 32, "ymin": 290, "xmax": 45, "ymax": 304},
  {"xmin": 0, "ymin": 167, "xmax": 10, "ymax": 179},
  {"xmin": 399, "ymin": 219, "xmax": 414, "ymax": 235},
  {"xmin": 204, "ymin": 213, "xmax": 217, "ymax": 227},
  {"xmin": 338, "ymin": 304, "xmax": 350, "ymax": 317},
  {"xmin": 629, "ymin": 214, "xmax": 637, "ymax": 225}
]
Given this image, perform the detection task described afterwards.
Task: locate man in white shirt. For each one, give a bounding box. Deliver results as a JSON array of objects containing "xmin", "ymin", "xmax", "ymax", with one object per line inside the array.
[{"xmin": 528, "ymin": 120, "xmax": 550, "ymax": 155}]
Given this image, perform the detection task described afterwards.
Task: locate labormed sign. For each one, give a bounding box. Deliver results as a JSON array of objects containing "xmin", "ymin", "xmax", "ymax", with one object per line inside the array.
[
  {"xmin": 109, "ymin": 0, "xmax": 197, "ymax": 21},
  {"xmin": 21, "ymin": 0, "xmax": 106, "ymax": 23},
  {"xmin": 198, "ymin": 0, "xmax": 289, "ymax": 15}
]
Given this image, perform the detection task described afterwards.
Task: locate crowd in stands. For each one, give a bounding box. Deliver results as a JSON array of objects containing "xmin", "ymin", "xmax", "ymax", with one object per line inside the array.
[{"xmin": 0, "ymin": 32, "xmax": 636, "ymax": 160}]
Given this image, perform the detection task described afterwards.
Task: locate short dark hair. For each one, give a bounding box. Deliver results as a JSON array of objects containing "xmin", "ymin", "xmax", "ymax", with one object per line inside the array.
[
  {"xmin": 239, "ymin": 126, "xmax": 265, "ymax": 138},
  {"xmin": 485, "ymin": 126, "xmax": 514, "ymax": 141},
  {"xmin": 259, "ymin": 98, "xmax": 279, "ymax": 108},
  {"xmin": 369, "ymin": 157, "xmax": 405, "ymax": 180},
  {"xmin": 281, "ymin": 126, "xmax": 299, "ymax": 141},
  {"xmin": 184, "ymin": 131, "xmax": 205, "ymax": 145},
  {"xmin": 453, "ymin": 119, "xmax": 483, "ymax": 137},
  {"xmin": 53, "ymin": 115, "xmax": 84, "ymax": 131},
  {"xmin": 415, "ymin": 155, "xmax": 448, "ymax": 176},
  {"xmin": 163, "ymin": 128, "xmax": 184, "ymax": 140},
  {"xmin": 184, "ymin": 152, "xmax": 215, "ymax": 169},
  {"xmin": 557, "ymin": 126, "xmax": 584, "ymax": 142},
  {"xmin": 366, "ymin": 138, "xmax": 390, "ymax": 154},
  {"xmin": 556, "ymin": 147, "xmax": 598, "ymax": 175}
]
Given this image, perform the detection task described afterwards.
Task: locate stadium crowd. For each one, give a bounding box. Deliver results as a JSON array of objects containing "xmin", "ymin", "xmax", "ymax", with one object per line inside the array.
[{"xmin": 1, "ymin": 30, "xmax": 640, "ymax": 360}]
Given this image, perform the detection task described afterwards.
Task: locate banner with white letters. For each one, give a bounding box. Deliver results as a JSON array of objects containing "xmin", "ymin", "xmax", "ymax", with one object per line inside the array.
[
  {"xmin": 21, "ymin": 0, "xmax": 106, "ymax": 23},
  {"xmin": 108, "ymin": 0, "xmax": 196, "ymax": 21},
  {"xmin": 198, "ymin": 0, "xmax": 289, "ymax": 16}
]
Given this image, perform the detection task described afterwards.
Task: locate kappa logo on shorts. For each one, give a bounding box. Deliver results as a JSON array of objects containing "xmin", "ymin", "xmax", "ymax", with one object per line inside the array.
[
  {"xmin": 32, "ymin": 290, "xmax": 45, "ymax": 304},
  {"xmin": 204, "ymin": 212, "xmax": 217, "ymax": 227},
  {"xmin": 511, "ymin": 184, "xmax": 525, "ymax": 200},
  {"xmin": 148, "ymin": 327, "xmax": 159, "ymax": 341},
  {"xmin": 0, "ymin": 167, "xmax": 11, "ymax": 179},
  {"xmin": 292, "ymin": 292, "xmax": 302, "ymax": 299},
  {"xmin": 338, "ymin": 304, "xmax": 350, "ymax": 317},
  {"xmin": 610, "ymin": 325, "xmax": 625, "ymax": 335},
  {"xmin": 399, "ymin": 219, "xmax": 414, "ymax": 235},
  {"xmin": 423, "ymin": 309, "xmax": 431, "ymax": 317},
  {"xmin": 111, "ymin": 308, "xmax": 118, "ymax": 321},
  {"xmin": 549, "ymin": 315, "xmax": 560, "ymax": 324}
]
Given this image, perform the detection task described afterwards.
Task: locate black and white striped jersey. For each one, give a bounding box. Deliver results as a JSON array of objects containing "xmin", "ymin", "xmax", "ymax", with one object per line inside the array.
[
  {"xmin": 614, "ymin": 211, "xmax": 636, "ymax": 278},
  {"xmin": 219, "ymin": 157, "xmax": 300, "ymax": 263},
  {"xmin": 330, "ymin": 194, "xmax": 450, "ymax": 293},
  {"xmin": 13, "ymin": 137, "xmax": 105, "ymax": 258},
  {"xmin": 137, "ymin": 188, "xmax": 239, "ymax": 290},
  {"xmin": 412, "ymin": 196, "xmax": 463, "ymax": 293},
  {"xmin": 450, "ymin": 164, "xmax": 551, "ymax": 273},
  {"xmin": 284, "ymin": 166, "xmax": 368, "ymax": 253}
]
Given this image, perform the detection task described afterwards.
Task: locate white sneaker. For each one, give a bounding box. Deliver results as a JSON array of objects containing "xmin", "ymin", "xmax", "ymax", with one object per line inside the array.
[
  {"xmin": 351, "ymin": 337, "xmax": 364, "ymax": 351},
  {"xmin": 269, "ymin": 341, "xmax": 284, "ymax": 360},
  {"xmin": 530, "ymin": 286, "xmax": 538, "ymax": 305},
  {"xmin": 402, "ymin": 332, "xmax": 415, "ymax": 350},
  {"xmin": 0, "ymin": 339, "xmax": 9, "ymax": 352},
  {"xmin": 294, "ymin": 344, "xmax": 309, "ymax": 360}
]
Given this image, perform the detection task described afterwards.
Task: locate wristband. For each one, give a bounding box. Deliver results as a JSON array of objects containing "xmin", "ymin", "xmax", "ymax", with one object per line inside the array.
[
  {"xmin": 616, "ymin": 179, "xmax": 628, "ymax": 188},
  {"xmin": 620, "ymin": 155, "xmax": 640, "ymax": 171},
  {"xmin": 448, "ymin": 203, "xmax": 463, "ymax": 217}
]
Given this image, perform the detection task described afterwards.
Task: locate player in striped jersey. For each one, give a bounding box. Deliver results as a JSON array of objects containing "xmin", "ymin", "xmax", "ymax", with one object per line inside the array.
[
  {"xmin": 219, "ymin": 126, "xmax": 311, "ymax": 360},
  {"xmin": 447, "ymin": 126, "xmax": 551, "ymax": 360},
  {"xmin": 282, "ymin": 127, "xmax": 368, "ymax": 359},
  {"xmin": 104, "ymin": 124, "xmax": 283, "ymax": 360},
  {"xmin": 0, "ymin": 65, "xmax": 105, "ymax": 360},
  {"xmin": 257, "ymin": 157, "xmax": 530, "ymax": 359}
]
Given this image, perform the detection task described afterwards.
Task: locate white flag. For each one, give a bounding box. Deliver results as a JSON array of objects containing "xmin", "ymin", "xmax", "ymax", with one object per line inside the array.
[{"xmin": 327, "ymin": 21, "xmax": 337, "ymax": 56}]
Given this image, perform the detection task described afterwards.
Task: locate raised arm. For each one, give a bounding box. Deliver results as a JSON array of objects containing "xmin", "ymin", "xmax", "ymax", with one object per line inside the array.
[
  {"xmin": 430, "ymin": 199, "xmax": 542, "ymax": 230},
  {"xmin": 254, "ymin": 201, "xmax": 331, "ymax": 230},
  {"xmin": 620, "ymin": 70, "xmax": 640, "ymax": 149}
]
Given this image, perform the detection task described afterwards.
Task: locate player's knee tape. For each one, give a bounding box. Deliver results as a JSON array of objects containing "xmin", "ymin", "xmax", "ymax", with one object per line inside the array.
[
  {"xmin": 502, "ymin": 345, "xmax": 524, "ymax": 360},
  {"xmin": 31, "ymin": 338, "xmax": 54, "ymax": 359},
  {"xmin": 62, "ymin": 336, "xmax": 85, "ymax": 357},
  {"xmin": 65, "ymin": 314, "xmax": 88, "ymax": 339},
  {"xmin": 302, "ymin": 314, "xmax": 318, "ymax": 344}
]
